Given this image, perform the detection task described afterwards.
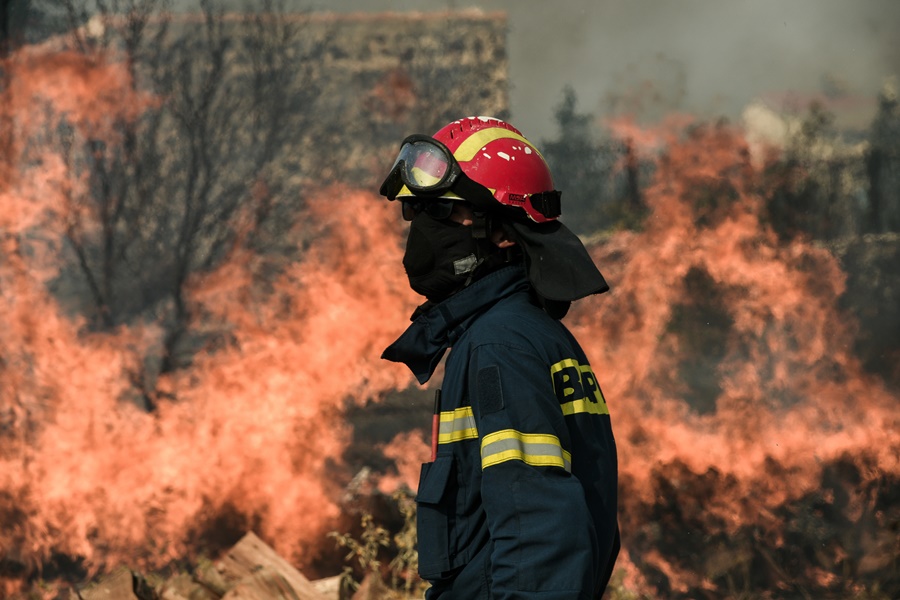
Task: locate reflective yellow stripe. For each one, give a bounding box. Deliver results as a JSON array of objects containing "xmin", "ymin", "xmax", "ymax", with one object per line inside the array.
[
  {"xmin": 438, "ymin": 406, "xmax": 478, "ymax": 443},
  {"xmin": 549, "ymin": 358, "xmax": 580, "ymax": 375},
  {"xmin": 453, "ymin": 128, "xmax": 546, "ymax": 163},
  {"xmin": 480, "ymin": 429, "xmax": 571, "ymax": 471},
  {"xmin": 560, "ymin": 398, "xmax": 609, "ymax": 416}
]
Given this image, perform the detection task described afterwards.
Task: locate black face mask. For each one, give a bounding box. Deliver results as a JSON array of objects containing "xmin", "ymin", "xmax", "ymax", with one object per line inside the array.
[{"xmin": 403, "ymin": 212, "xmax": 483, "ymax": 303}]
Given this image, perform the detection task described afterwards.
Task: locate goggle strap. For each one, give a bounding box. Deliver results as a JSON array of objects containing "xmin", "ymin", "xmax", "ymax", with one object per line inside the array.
[
  {"xmin": 530, "ymin": 191, "xmax": 562, "ymax": 219},
  {"xmin": 452, "ymin": 176, "xmax": 496, "ymax": 213},
  {"xmin": 379, "ymin": 166, "xmax": 403, "ymax": 200}
]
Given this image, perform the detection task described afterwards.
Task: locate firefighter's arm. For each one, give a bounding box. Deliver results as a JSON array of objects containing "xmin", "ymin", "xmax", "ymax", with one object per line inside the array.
[{"xmin": 469, "ymin": 343, "xmax": 597, "ymax": 600}]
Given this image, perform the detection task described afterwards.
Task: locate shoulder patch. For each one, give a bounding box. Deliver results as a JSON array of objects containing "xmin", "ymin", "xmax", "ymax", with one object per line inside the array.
[{"xmin": 476, "ymin": 365, "xmax": 504, "ymax": 415}]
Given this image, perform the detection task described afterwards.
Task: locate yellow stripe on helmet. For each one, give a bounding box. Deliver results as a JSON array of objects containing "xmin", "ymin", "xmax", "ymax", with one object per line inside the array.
[{"xmin": 453, "ymin": 128, "xmax": 547, "ymax": 163}]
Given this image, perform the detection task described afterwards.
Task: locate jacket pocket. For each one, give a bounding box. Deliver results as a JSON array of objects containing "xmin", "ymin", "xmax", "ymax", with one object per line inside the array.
[{"xmin": 415, "ymin": 455, "xmax": 454, "ymax": 579}]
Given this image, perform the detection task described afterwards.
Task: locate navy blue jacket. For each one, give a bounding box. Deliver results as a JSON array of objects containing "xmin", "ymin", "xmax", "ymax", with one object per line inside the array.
[{"xmin": 383, "ymin": 265, "xmax": 619, "ymax": 600}]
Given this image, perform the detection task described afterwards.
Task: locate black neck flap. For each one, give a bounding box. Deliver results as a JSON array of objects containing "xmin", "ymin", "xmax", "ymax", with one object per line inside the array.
[{"xmin": 505, "ymin": 219, "xmax": 609, "ymax": 303}]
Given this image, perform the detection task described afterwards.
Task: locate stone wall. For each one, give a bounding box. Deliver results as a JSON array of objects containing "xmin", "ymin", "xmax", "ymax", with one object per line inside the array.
[{"xmin": 167, "ymin": 10, "xmax": 510, "ymax": 190}]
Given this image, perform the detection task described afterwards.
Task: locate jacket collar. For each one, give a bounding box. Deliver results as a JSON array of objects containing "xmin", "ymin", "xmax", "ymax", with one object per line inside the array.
[{"xmin": 382, "ymin": 265, "xmax": 530, "ymax": 384}]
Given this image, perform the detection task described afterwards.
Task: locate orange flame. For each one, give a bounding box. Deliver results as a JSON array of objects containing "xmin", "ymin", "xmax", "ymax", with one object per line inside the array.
[
  {"xmin": 2, "ymin": 42, "xmax": 419, "ymax": 592},
  {"xmin": 568, "ymin": 120, "xmax": 899, "ymax": 593},
  {"xmin": 377, "ymin": 431, "xmax": 431, "ymax": 495},
  {"xmin": 2, "ymin": 186, "xmax": 418, "ymax": 589}
]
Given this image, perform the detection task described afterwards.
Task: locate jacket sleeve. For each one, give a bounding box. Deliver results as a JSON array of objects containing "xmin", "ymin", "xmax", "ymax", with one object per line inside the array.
[{"xmin": 468, "ymin": 342, "xmax": 598, "ymax": 600}]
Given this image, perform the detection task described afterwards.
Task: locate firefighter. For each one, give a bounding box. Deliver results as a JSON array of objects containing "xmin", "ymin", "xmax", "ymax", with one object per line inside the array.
[{"xmin": 379, "ymin": 116, "xmax": 619, "ymax": 599}]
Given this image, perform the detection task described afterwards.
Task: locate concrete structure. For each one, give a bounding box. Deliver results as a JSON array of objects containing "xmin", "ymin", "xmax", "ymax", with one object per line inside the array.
[{"xmin": 160, "ymin": 10, "xmax": 510, "ymax": 190}]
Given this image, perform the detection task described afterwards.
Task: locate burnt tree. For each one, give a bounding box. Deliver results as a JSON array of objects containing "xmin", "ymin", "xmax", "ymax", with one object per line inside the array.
[
  {"xmin": 541, "ymin": 86, "xmax": 640, "ymax": 235},
  {"xmin": 49, "ymin": 0, "xmax": 308, "ymax": 408},
  {"xmin": 866, "ymin": 79, "xmax": 900, "ymax": 233}
]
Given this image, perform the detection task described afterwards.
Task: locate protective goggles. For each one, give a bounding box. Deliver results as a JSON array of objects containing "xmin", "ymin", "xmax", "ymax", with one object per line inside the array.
[{"xmin": 379, "ymin": 135, "xmax": 496, "ymax": 209}]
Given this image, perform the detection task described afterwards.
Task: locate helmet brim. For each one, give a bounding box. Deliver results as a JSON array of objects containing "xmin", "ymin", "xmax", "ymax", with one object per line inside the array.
[{"xmin": 506, "ymin": 220, "xmax": 609, "ymax": 303}]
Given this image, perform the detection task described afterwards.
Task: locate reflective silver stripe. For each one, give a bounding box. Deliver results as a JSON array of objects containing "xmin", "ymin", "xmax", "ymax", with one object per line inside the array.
[
  {"xmin": 438, "ymin": 406, "xmax": 478, "ymax": 443},
  {"xmin": 480, "ymin": 429, "xmax": 571, "ymax": 471}
]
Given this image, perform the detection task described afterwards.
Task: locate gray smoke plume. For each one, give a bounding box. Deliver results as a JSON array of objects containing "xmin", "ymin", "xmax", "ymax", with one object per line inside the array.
[
  {"xmin": 13, "ymin": 0, "xmax": 899, "ymax": 138},
  {"xmin": 275, "ymin": 0, "xmax": 899, "ymax": 138}
]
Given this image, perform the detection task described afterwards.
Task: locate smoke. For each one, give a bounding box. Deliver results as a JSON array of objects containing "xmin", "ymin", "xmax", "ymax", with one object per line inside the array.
[
  {"xmin": 3, "ymin": 7, "xmax": 899, "ymax": 598},
  {"xmin": 507, "ymin": 0, "xmax": 900, "ymax": 137},
  {"xmin": 13, "ymin": 1, "xmax": 900, "ymax": 144},
  {"xmin": 178, "ymin": 0, "xmax": 899, "ymax": 139},
  {"xmin": 23, "ymin": 1, "xmax": 897, "ymax": 138}
]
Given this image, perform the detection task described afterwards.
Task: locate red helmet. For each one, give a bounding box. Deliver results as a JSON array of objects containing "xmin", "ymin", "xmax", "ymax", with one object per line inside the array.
[{"xmin": 380, "ymin": 116, "xmax": 561, "ymax": 223}]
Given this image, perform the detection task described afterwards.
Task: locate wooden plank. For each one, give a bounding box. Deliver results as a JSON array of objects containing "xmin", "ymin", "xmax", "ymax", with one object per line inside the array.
[
  {"xmin": 79, "ymin": 567, "xmax": 140, "ymax": 600},
  {"xmin": 158, "ymin": 572, "xmax": 220, "ymax": 600},
  {"xmin": 310, "ymin": 575, "xmax": 343, "ymax": 600},
  {"xmin": 349, "ymin": 574, "xmax": 395, "ymax": 600},
  {"xmin": 194, "ymin": 559, "xmax": 231, "ymax": 596},
  {"xmin": 212, "ymin": 532, "xmax": 328, "ymax": 600},
  {"xmin": 221, "ymin": 565, "xmax": 303, "ymax": 600}
]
